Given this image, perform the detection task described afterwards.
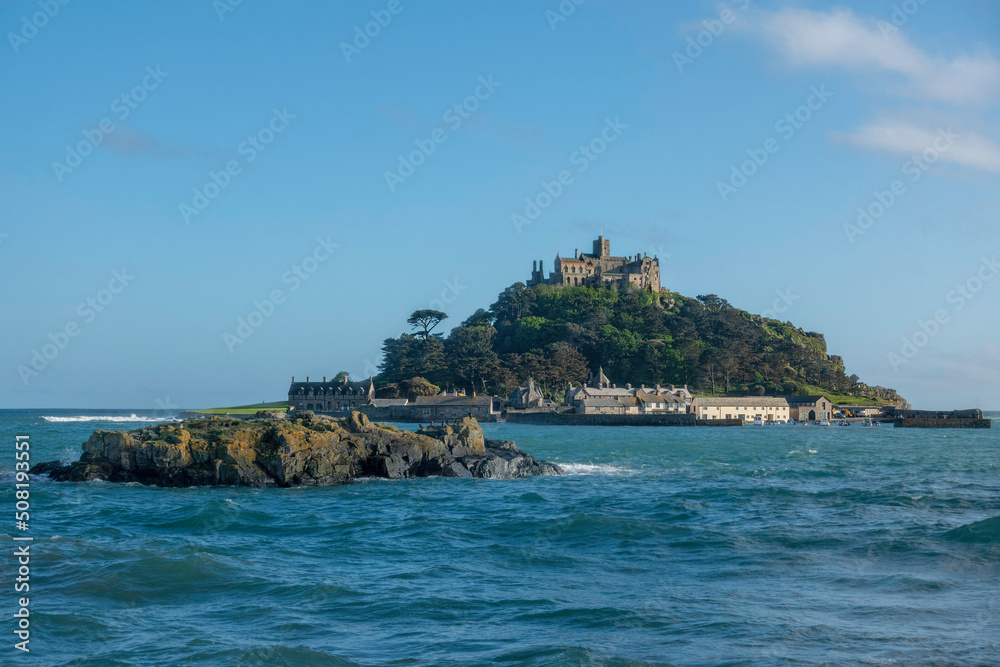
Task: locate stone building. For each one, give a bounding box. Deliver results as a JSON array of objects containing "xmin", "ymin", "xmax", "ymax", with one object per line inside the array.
[
  {"xmin": 563, "ymin": 367, "xmax": 691, "ymax": 414},
  {"xmin": 691, "ymin": 397, "xmax": 791, "ymax": 423},
  {"xmin": 507, "ymin": 377, "xmax": 548, "ymax": 410},
  {"xmin": 288, "ymin": 376, "xmax": 500, "ymax": 421},
  {"xmin": 781, "ymin": 395, "xmax": 834, "ymax": 421},
  {"xmin": 527, "ymin": 235, "xmax": 665, "ymax": 293},
  {"xmin": 288, "ymin": 376, "xmax": 375, "ymax": 412}
]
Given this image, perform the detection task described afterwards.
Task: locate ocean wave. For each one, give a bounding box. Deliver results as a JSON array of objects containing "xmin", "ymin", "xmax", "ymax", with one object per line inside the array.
[
  {"xmin": 558, "ymin": 463, "xmax": 636, "ymax": 476},
  {"xmin": 944, "ymin": 515, "xmax": 1000, "ymax": 543},
  {"xmin": 41, "ymin": 414, "xmax": 179, "ymax": 423}
]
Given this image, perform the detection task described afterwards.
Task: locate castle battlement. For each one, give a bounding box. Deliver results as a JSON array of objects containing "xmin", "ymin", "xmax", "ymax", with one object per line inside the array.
[{"xmin": 526, "ymin": 235, "xmax": 663, "ymax": 292}]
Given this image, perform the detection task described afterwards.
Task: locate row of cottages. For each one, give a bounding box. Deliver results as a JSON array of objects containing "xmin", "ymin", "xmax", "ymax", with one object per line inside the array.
[
  {"xmin": 691, "ymin": 397, "xmax": 791, "ymax": 423},
  {"xmin": 288, "ymin": 377, "xmax": 499, "ymax": 421},
  {"xmin": 288, "ymin": 376, "xmax": 375, "ymax": 412},
  {"xmin": 564, "ymin": 368, "xmax": 692, "ymax": 415}
]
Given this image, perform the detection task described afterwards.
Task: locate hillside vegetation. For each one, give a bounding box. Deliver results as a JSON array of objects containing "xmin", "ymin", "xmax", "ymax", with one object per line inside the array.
[{"xmin": 375, "ymin": 283, "xmax": 906, "ymax": 407}]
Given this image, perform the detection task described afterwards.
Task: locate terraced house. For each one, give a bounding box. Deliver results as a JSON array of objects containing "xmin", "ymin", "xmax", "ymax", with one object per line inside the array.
[{"xmin": 691, "ymin": 397, "xmax": 791, "ymax": 423}]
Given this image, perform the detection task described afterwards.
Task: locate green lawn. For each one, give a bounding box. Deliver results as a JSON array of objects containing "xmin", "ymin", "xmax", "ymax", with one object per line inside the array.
[{"xmin": 189, "ymin": 401, "xmax": 288, "ymax": 415}]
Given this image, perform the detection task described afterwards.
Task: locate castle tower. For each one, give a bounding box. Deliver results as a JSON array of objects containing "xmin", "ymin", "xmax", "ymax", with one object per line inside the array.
[{"xmin": 592, "ymin": 235, "xmax": 610, "ymax": 258}]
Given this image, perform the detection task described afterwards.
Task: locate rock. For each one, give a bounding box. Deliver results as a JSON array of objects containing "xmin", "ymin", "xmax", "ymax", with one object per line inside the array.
[{"xmin": 31, "ymin": 412, "xmax": 562, "ymax": 487}]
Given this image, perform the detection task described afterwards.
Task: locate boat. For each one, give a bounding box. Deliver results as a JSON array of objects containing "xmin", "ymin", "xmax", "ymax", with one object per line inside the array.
[{"xmin": 819, "ymin": 420, "xmax": 831, "ymax": 426}]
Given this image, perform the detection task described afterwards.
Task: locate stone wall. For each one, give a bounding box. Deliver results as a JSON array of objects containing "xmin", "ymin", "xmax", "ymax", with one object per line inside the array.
[
  {"xmin": 505, "ymin": 412, "xmax": 701, "ymax": 426},
  {"xmin": 894, "ymin": 418, "xmax": 992, "ymax": 429}
]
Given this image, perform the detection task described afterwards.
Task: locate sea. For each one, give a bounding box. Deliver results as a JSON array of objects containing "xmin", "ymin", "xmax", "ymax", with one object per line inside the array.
[{"xmin": 1, "ymin": 408, "xmax": 998, "ymax": 666}]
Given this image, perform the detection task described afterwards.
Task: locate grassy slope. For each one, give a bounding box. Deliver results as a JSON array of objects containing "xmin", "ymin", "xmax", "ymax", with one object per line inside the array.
[{"xmin": 189, "ymin": 401, "xmax": 288, "ymax": 415}]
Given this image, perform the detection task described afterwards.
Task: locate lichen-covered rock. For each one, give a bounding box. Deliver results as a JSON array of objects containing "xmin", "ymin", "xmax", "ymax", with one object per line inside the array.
[{"xmin": 31, "ymin": 412, "xmax": 562, "ymax": 487}]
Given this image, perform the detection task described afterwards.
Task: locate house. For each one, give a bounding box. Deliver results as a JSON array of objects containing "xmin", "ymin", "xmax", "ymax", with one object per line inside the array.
[
  {"xmin": 288, "ymin": 376, "xmax": 374, "ymax": 412},
  {"xmin": 691, "ymin": 397, "xmax": 791, "ymax": 423},
  {"xmin": 412, "ymin": 393, "xmax": 499, "ymax": 421},
  {"xmin": 635, "ymin": 391, "xmax": 686, "ymax": 414},
  {"xmin": 578, "ymin": 398, "xmax": 628, "ymax": 414},
  {"xmin": 563, "ymin": 367, "xmax": 692, "ymax": 413},
  {"xmin": 781, "ymin": 395, "xmax": 834, "ymax": 421},
  {"xmin": 508, "ymin": 377, "xmax": 550, "ymax": 410}
]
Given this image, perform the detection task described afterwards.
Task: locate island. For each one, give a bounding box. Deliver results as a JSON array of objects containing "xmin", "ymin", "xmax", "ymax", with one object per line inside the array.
[{"xmin": 30, "ymin": 411, "xmax": 562, "ymax": 487}]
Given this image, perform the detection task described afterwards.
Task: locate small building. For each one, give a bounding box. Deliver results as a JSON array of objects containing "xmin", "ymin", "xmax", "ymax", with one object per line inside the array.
[
  {"xmin": 635, "ymin": 391, "xmax": 686, "ymax": 414},
  {"xmin": 781, "ymin": 395, "xmax": 834, "ymax": 421},
  {"xmin": 508, "ymin": 377, "xmax": 548, "ymax": 410},
  {"xmin": 578, "ymin": 397, "xmax": 628, "ymax": 415},
  {"xmin": 691, "ymin": 397, "xmax": 791, "ymax": 423},
  {"xmin": 412, "ymin": 393, "xmax": 499, "ymax": 421}
]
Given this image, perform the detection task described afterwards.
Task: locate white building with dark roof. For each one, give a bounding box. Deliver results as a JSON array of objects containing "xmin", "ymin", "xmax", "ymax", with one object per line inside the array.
[{"xmin": 690, "ymin": 397, "xmax": 790, "ymax": 423}]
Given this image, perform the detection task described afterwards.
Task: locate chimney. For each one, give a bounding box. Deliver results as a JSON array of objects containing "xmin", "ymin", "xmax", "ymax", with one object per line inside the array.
[
  {"xmin": 323, "ymin": 376, "xmax": 327, "ymax": 382},
  {"xmin": 540, "ymin": 259, "xmax": 544, "ymax": 274},
  {"xmin": 533, "ymin": 260, "xmax": 537, "ymax": 272},
  {"xmin": 575, "ymin": 248, "xmax": 578, "ymax": 258},
  {"xmin": 292, "ymin": 376, "xmax": 295, "ymax": 382},
  {"xmin": 306, "ymin": 376, "xmax": 310, "ymax": 382}
]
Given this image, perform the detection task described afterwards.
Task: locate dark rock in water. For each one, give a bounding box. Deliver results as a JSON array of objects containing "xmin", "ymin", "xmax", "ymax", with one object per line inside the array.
[{"xmin": 30, "ymin": 412, "xmax": 562, "ymax": 487}]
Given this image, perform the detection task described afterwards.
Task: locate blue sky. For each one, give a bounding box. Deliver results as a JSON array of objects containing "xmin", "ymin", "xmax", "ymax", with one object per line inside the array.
[{"xmin": 1, "ymin": 0, "xmax": 998, "ymax": 409}]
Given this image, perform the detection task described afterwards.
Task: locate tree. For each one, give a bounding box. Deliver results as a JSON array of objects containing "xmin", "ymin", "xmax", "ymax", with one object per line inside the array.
[
  {"xmin": 462, "ymin": 308, "xmax": 493, "ymax": 327},
  {"xmin": 446, "ymin": 326, "xmax": 502, "ymax": 394},
  {"xmin": 377, "ymin": 334, "xmax": 447, "ymax": 386},
  {"xmin": 407, "ymin": 309, "xmax": 448, "ymax": 339},
  {"xmin": 400, "ymin": 376, "xmax": 440, "ymax": 401},
  {"xmin": 332, "ymin": 371, "xmax": 351, "ymax": 384},
  {"xmin": 490, "ymin": 283, "xmax": 535, "ymax": 323}
]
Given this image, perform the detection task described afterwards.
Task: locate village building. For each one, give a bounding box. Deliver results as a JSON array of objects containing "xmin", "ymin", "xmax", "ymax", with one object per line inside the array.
[
  {"xmin": 288, "ymin": 377, "xmax": 499, "ymax": 421},
  {"xmin": 527, "ymin": 235, "xmax": 665, "ymax": 293},
  {"xmin": 691, "ymin": 397, "xmax": 791, "ymax": 423},
  {"xmin": 781, "ymin": 395, "xmax": 835, "ymax": 421},
  {"xmin": 288, "ymin": 376, "xmax": 375, "ymax": 412},
  {"xmin": 563, "ymin": 367, "xmax": 691, "ymax": 414},
  {"xmin": 559, "ymin": 368, "xmax": 691, "ymax": 414},
  {"xmin": 507, "ymin": 377, "xmax": 554, "ymax": 410},
  {"xmin": 411, "ymin": 393, "xmax": 500, "ymax": 421}
]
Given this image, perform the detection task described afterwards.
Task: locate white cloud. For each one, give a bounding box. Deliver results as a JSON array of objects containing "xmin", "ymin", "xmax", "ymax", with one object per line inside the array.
[
  {"xmin": 756, "ymin": 7, "xmax": 1000, "ymax": 104},
  {"xmin": 836, "ymin": 121, "xmax": 1000, "ymax": 173}
]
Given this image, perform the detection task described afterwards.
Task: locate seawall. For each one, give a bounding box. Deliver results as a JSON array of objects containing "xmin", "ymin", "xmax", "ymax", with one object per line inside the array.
[
  {"xmin": 893, "ymin": 418, "xmax": 992, "ymax": 429},
  {"xmin": 504, "ymin": 413, "xmax": 740, "ymax": 427}
]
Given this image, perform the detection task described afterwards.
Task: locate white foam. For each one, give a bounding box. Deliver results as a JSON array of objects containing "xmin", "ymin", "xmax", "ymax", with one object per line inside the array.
[
  {"xmin": 41, "ymin": 414, "xmax": 179, "ymax": 423},
  {"xmin": 558, "ymin": 462, "xmax": 635, "ymax": 476}
]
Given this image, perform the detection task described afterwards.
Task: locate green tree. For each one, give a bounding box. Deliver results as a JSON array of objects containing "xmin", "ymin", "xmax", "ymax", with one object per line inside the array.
[
  {"xmin": 407, "ymin": 309, "xmax": 448, "ymax": 339},
  {"xmin": 490, "ymin": 283, "xmax": 535, "ymax": 323},
  {"xmin": 446, "ymin": 326, "xmax": 502, "ymax": 394},
  {"xmin": 400, "ymin": 376, "xmax": 440, "ymax": 401}
]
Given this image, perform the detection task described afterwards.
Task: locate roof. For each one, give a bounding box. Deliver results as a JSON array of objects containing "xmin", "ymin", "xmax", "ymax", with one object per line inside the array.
[
  {"xmin": 581, "ymin": 398, "xmax": 626, "ymax": 407},
  {"xmin": 370, "ymin": 398, "xmax": 408, "ymax": 407},
  {"xmin": 414, "ymin": 395, "xmax": 492, "ymax": 407},
  {"xmin": 781, "ymin": 395, "xmax": 830, "ymax": 404},
  {"xmin": 692, "ymin": 397, "xmax": 790, "ymax": 408},
  {"xmin": 636, "ymin": 391, "xmax": 684, "ymax": 403},
  {"xmin": 580, "ymin": 387, "xmax": 634, "ymax": 397},
  {"xmin": 289, "ymin": 377, "xmax": 374, "ymax": 395}
]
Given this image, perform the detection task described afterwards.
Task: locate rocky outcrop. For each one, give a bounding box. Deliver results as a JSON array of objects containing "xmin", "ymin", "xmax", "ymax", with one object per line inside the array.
[{"xmin": 30, "ymin": 411, "xmax": 562, "ymax": 487}]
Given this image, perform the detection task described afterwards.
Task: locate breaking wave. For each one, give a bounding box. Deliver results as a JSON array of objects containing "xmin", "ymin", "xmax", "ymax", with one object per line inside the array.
[
  {"xmin": 557, "ymin": 462, "xmax": 636, "ymax": 476},
  {"xmin": 42, "ymin": 414, "xmax": 179, "ymax": 423}
]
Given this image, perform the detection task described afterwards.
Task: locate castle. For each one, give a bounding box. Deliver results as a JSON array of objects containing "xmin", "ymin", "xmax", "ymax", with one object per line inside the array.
[{"xmin": 526, "ymin": 235, "xmax": 664, "ymax": 293}]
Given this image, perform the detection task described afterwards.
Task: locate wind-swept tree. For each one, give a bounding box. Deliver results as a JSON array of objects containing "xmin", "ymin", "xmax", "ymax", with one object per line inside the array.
[{"xmin": 407, "ymin": 309, "xmax": 448, "ymax": 339}]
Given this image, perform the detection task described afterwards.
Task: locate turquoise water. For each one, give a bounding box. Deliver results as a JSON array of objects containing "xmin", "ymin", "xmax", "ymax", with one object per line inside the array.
[{"xmin": 1, "ymin": 409, "xmax": 999, "ymax": 666}]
